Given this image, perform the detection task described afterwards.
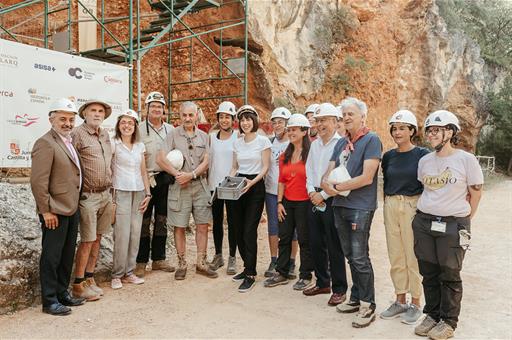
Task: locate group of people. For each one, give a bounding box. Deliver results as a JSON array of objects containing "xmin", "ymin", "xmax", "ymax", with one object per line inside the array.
[{"xmin": 30, "ymin": 92, "xmax": 483, "ymax": 340}]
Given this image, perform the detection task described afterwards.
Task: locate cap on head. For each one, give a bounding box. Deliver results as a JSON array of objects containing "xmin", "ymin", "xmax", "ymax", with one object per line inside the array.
[
  {"xmin": 389, "ymin": 109, "xmax": 418, "ymax": 128},
  {"xmin": 145, "ymin": 91, "xmax": 166, "ymax": 106},
  {"xmin": 270, "ymin": 107, "xmax": 292, "ymax": 121},
  {"xmin": 78, "ymin": 99, "xmax": 112, "ymax": 119},
  {"xmin": 304, "ymin": 103, "xmax": 320, "ymax": 115},
  {"xmin": 48, "ymin": 98, "xmax": 78, "ymax": 116},
  {"xmin": 287, "ymin": 113, "xmax": 311, "ymax": 128},
  {"xmin": 424, "ymin": 110, "xmax": 461, "ymax": 131},
  {"xmin": 236, "ymin": 104, "xmax": 259, "ymax": 121},
  {"xmin": 314, "ymin": 103, "xmax": 340, "ymax": 119},
  {"xmin": 216, "ymin": 101, "xmax": 237, "ymax": 117}
]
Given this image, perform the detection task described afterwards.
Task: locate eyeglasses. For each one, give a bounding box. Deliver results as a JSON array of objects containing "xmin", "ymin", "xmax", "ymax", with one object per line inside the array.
[
  {"xmin": 425, "ymin": 127, "xmax": 446, "ymax": 136},
  {"xmin": 186, "ymin": 137, "xmax": 194, "ymax": 150}
]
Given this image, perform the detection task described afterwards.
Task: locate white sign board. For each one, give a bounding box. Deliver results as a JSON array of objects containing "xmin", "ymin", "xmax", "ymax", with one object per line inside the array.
[{"xmin": 0, "ymin": 38, "xmax": 129, "ymax": 168}]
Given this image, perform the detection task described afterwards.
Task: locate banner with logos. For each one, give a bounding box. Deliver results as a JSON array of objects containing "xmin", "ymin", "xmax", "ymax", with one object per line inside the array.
[{"xmin": 0, "ymin": 38, "xmax": 129, "ymax": 168}]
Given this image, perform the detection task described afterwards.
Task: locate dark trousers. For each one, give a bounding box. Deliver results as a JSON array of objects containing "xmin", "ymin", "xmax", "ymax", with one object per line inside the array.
[
  {"xmin": 413, "ymin": 211, "xmax": 469, "ymax": 329},
  {"xmin": 308, "ymin": 198, "xmax": 348, "ymax": 294},
  {"xmin": 333, "ymin": 207, "xmax": 376, "ymax": 305},
  {"xmin": 137, "ymin": 179, "xmax": 169, "ymax": 263},
  {"xmin": 39, "ymin": 211, "xmax": 79, "ymax": 307},
  {"xmin": 226, "ymin": 175, "xmax": 265, "ymax": 276},
  {"xmin": 276, "ymin": 199, "xmax": 314, "ymax": 280},
  {"xmin": 211, "ymin": 193, "xmax": 237, "ymax": 257}
]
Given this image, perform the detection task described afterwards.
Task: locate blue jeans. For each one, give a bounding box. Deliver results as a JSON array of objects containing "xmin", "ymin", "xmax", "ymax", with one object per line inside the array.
[{"xmin": 333, "ymin": 207, "xmax": 376, "ymax": 305}]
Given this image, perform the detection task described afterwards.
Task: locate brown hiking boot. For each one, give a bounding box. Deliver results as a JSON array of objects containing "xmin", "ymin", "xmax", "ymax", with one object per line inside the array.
[
  {"xmin": 152, "ymin": 260, "xmax": 175, "ymax": 273},
  {"xmin": 85, "ymin": 277, "xmax": 104, "ymax": 296},
  {"xmin": 72, "ymin": 281, "xmax": 100, "ymax": 302},
  {"xmin": 134, "ymin": 263, "xmax": 147, "ymax": 278},
  {"xmin": 196, "ymin": 253, "xmax": 218, "ymax": 279},
  {"xmin": 175, "ymin": 254, "xmax": 187, "ymax": 280}
]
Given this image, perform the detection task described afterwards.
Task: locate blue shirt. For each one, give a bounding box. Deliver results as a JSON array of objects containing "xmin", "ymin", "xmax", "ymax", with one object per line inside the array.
[
  {"xmin": 382, "ymin": 146, "xmax": 430, "ymax": 196},
  {"xmin": 330, "ymin": 132, "xmax": 382, "ymax": 210}
]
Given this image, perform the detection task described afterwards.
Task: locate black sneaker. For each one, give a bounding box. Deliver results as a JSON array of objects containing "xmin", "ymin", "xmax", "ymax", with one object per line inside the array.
[
  {"xmin": 263, "ymin": 273, "xmax": 289, "ymax": 287},
  {"xmin": 232, "ymin": 271, "xmax": 246, "ymax": 282},
  {"xmin": 238, "ymin": 276, "xmax": 256, "ymax": 293}
]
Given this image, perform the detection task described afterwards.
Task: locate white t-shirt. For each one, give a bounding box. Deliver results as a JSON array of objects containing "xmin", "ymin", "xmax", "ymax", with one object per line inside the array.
[
  {"xmin": 208, "ymin": 131, "xmax": 237, "ymax": 191},
  {"xmin": 265, "ymin": 137, "xmax": 289, "ymax": 194},
  {"xmin": 234, "ymin": 134, "xmax": 271, "ymax": 175},
  {"xmin": 417, "ymin": 149, "xmax": 484, "ymax": 217},
  {"xmin": 112, "ymin": 139, "xmax": 146, "ymax": 191}
]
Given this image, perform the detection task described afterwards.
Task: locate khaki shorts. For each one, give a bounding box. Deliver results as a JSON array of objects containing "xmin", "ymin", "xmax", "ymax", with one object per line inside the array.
[
  {"xmin": 79, "ymin": 190, "xmax": 113, "ymax": 242},
  {"xmin": 168, "ymin": 179, "xmax": 212, "ymax": 227}
]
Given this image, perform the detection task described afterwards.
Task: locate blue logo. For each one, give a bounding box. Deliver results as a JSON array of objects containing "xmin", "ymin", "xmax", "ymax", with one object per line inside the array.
[{"xmin": 34, "ymin": 63, "xmax": 56, "ymax": 72}]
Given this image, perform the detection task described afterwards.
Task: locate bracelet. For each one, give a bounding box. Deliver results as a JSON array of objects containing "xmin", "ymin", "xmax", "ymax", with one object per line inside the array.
[
  {"xmin": 145, "ymin": 193, "xmax": 152, "ymax": 198},
  {"xmin": 192, "ymin": 170, "xmax": 197, "ymax": 179}
]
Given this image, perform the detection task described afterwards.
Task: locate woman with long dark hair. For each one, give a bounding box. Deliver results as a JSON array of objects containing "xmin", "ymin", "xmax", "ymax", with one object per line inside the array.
[{"xmin": 264, "ymin": 114, "xmax": 315, "ymax": 290}]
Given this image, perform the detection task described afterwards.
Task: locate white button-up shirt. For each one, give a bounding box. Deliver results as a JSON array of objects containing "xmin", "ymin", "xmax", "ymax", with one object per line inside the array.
[
  {"xmin": 306, "ymin": 132, "xmax": 341, "ymax": 199},
  {"xmin": 112, "ymin": 139, "xmax": 146, "ymax": 191}
]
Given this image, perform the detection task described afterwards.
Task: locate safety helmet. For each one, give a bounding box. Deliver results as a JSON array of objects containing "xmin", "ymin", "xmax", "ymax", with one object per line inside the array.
[
  {"xmin": 304, "ymin": 103, "xmax": 319, "ymax": 114},
  {"xmin": 314, "ymin": 103, "xmax": 340, "ymax": 119},
  {"xmin": 145, "ymin": 91, "xmax": 166, "ymax": 106},
  {"xmin": 78, "ymin": 99, "xmax": 112, "ymax": 119},
  {"xmin": 166, "ymin": 149, "xmax": 184, "ymax": 170},
  {"xmin": 236, "ymin": 104, "xmax": 259, "ymax": 121},
  {"xmin": 48, "ymin": 98, "xmax": 78, "ymax": 116},
  {"xmin": 389, "ymin": 109, "xmax": 418, "ymax": 128},
  {"xmin": 117, "ymin": 109, "xmax": 140, "ymax": 123},
  {"xmin": 286, "ymin": 113, "xmax": 311, "ymax": 128},
  {"xmin": 335, "ymin": 105, "xmax": 344, "ymax": 118},
  {"xmin": 216, "ymin": 101, "xmax": 236, "ymax": 117},
  {"xmin": 270, "ymin": 107, "xmax": 292, "ymax": 121},
  {"xmin": 424, "ymin": 110, "xmax": 461, "ymax": 131}
]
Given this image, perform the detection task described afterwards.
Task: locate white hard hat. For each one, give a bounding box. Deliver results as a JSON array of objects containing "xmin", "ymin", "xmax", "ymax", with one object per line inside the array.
[
  {"xmin": 314, "ymin": 103, "xmax": 340, "ymax": 119},
  {"xmin": 389, "ymin": 110, "xmax": 418, "ymax": 128},
  {"xmin": 270, "ymin": 107, "xmax": 292, "ymax": 121},
  {"xmin": 236, "ymin": 104, "xmax": 259, "ymax": 121},
  {"xmin": 335, "ymin": 105, "xmax": 344, "ymax": 118},
  {"xmin": 326, "ymin": 166, "xmax": 352, "ymax": 197},
  {"xmin": 48, "ymin": 98, "xmax": 78, "ymax": 116},
  {"xmin": 304, "ymin": 103, "xmax": 319, "ymax": 114},
  {"xmin": 166, "ymin": 149, "xmax": 184, "ymax": 170},
  {"xmin": 216, "ymin": 101, "xmax": 236, "ymax": 116},
  {"xmin": 425, "ymin": 110, "xmax": 461, "ymax": 131},
  {"xmin": 145, "ymin": 91, "xmax": 166, "ymax": 106},
  {"xmin": 117, "ymin": 109, "xmax": 140, "ymax": 122},
  {"xmin": 287, "ymin": 113, "xmax": 311, "ymax": 128}
]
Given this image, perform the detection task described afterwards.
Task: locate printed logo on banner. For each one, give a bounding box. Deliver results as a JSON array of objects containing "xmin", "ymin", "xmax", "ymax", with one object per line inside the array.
[
  {"xmin": 68, "ymin": 67, "xmax": 95, "ymax": 80},
  {"xmin": 0, "ymin": 90, "xmax": 14, "ymax": 97},
  {"xmin": 34, "ymin": 63, "xmax": 56, "ymax": 72},
  {"xmin": 104, "ymin": 75, "xmax": 122, "ymax": 85},
  {"xmin": 27, "ymin": 88, "xmax": 51, "ymax": 104},
  {"xmin": 8, "ymin": 141, "xmax": 31, "ymax": 161},
  {"xmin": 7, "ymin": 114, "xmax": 40, "ymax": 127},
  {"xmin": 0, "ymin": 53, "xmax": 18, "ymax": 68}
]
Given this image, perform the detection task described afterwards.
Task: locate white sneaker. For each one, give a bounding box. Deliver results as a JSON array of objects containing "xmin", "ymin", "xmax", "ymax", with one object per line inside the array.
[
  {"xmin": 111, "ymin": 278, "xmax": 123, "ymax": 290},
  {"xmin": 121, "ymin": 274, "xmax": 144, "ymax": 285}
]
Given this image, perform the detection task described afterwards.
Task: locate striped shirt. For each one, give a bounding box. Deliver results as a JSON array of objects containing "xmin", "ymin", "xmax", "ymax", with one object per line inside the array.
[{"xmin": 71, "ymin": 123, "xmax": 113, "ymax": 191}]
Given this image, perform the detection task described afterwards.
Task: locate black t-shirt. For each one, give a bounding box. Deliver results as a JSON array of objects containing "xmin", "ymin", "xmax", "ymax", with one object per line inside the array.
[{"xmin": 382, "ymin": 146, "xmax": 430, "ymax": 196}]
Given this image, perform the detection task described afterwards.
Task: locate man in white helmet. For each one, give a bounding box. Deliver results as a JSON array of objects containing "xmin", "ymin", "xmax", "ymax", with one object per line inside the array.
[
  {"xmin": 134, "ymin": 91, "xmax": 175, "ymax": 277},
  {"xmin": 305, "ymin": 104, "xmax": 319, "ymax": 140},
  {"xmin": 264, "ymin": 107, "xmax": 299, "ymax": 279},
  {"xmin": 31, "ymin": 98, "xmax": 85, "ymax": 315},
  {"xmin": 208, "ymin": 101, "xmax": 239, "ymax": 274}
]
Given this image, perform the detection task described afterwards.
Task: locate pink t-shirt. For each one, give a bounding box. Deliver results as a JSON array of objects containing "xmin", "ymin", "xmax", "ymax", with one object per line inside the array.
[{"xmin": 417, "ymin": 149, "xmax": 484, "ymax": 217}]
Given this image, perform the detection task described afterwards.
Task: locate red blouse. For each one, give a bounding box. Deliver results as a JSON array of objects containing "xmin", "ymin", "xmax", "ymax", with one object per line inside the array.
[{"xmin": 278, "ymin": 155, "xmax": 309, "ymax": 201}]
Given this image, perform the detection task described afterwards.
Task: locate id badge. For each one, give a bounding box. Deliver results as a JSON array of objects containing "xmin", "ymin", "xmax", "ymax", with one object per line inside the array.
[{"xmin": 431, "ymin": 220, "xmax": 447, "ymax": 233}]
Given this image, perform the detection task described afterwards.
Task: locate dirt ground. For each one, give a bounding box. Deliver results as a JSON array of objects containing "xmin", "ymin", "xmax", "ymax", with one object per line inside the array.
[{"xmin": 1, "ymin": 179, "xmax": 511, "ymax": 339}]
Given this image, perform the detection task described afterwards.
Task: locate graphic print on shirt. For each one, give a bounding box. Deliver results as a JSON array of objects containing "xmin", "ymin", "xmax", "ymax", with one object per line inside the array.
[{"xmin": 422, "ymin": 167, "xmax": 456, "ymax": 190}]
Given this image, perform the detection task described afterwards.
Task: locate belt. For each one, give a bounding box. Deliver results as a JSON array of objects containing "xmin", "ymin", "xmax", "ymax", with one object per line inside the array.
[
  {"xmin": 416, "ymin": 210, "xmax": 469, "ymax": 223},
  {"xmin": 82, "ymin": 186, "xmax": 109, "ymax": 193}
]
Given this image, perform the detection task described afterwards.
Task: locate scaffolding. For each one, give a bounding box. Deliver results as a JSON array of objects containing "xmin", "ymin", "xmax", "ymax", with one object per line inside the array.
[{"xmin": 0, "ymin": 0, "xmax": 248, "ymax": 117}]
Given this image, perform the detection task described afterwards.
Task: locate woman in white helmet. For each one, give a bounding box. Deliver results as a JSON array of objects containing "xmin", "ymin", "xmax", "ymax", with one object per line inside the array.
[
  {"xmin": 264, "ymin": 107, "xmax": 299, "ymax": 279},
  {"xmin": 208, "ymin": 101, "xmax": 239, "ymax": 275},
  {"xmin": 380, "ymin": 110, "xmax": 430, "ymax": 324},
  {"xmin": 412, "ymin": 110, "xmax": 483, "ymax": 340},
  {"xmin": 111, "ymin": 109, "xmax": 152, "ymax": 289},
  {"xmin": 263, "ymin": 114, "xmax": 315, "ymax": 291},
  {"xmin": 228, "ymin": 105, "xmax": 271, "ymax": 293}
]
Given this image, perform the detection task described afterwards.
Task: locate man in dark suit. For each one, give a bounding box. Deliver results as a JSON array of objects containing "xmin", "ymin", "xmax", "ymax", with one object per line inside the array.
[{"xmin": 30, "ymin": 98, "xmax": 85, "ymax": 316}]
